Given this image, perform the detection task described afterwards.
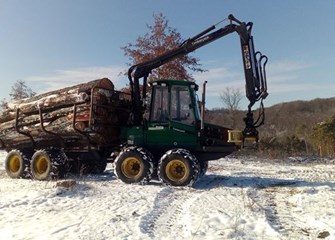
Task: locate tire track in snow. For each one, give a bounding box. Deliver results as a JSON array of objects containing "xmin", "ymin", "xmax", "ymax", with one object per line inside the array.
[
  {"xmin": 139, "ymin": 187, "xmax": 175, "ymax": 238},
  {"xmin": 274, "ymin": 164, "xmax": 334, "ymax": 238},
  {"xmin": 140, "ymin": 176, "xmax": 231, "ymax": 239},
  {"xmin": 139, "ymin": 186, "xmax": 201, "ymax": 239},
  {"xmin": 247, "ymin": 187, "xmax": 287, "ymax": 234},
  {"xmin": 247, "ymin": 183, "xmax": 319, "ymax": 238},
  {"xmin": 286, "ymin": 167, "xmax": 335, "ymax": 182}
]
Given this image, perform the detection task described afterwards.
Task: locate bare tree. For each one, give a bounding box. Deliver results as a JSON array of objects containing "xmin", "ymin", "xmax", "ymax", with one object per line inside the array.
[
  {"xmin": 0, "ymin": 98, "xmax": 8, "ymax": 113},
  {"xmin": 220, "ymin": 87, "xmax": 242, "ymax": 111},
  {"xmin": 10, "ymin": 80, "xmax": 36, "ymax": 100},
  {"xmin": 220, "ymin": 87, "xmax": 243, "ymax": 128},
  {"xmin": 121, "ymin": 13, "xmax": 205, "ymax": 82}
]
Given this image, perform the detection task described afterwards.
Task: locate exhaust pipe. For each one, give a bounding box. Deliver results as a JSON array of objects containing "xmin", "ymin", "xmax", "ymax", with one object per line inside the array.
[{"xmin": 201, "ymin": 81, "xmax": 207, "ymax": 130}]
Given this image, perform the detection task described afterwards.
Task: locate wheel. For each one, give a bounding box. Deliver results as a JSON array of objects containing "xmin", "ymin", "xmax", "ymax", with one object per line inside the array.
[
  {"xmin": 158, "ymin": 148, "xmax": 200, "ymax": 187},
  {"xmin": 114, "ymin": 146, "xmax": 153, "ymax": 184},
  {"xmin": 31, "ymin": 149, "xmax": 67, "ymax": 180},
  {"xmin": 65, "ymin": 158, "xmax": 80, "ymax": 174},
  {"xmin": 90, "ymin": 151, "xmax": 107, "ymax": 174},
  {"xmin": 199, "ymin": 161, "xmax": 208, "ymax": 177},
  {"xmin": 93, "ymin": 156, "xmax": 107, "ymax": 174},
  {"xmin": 31, "ymin": 150, "xmax": 52, "ymax": 180},
  {"xmin": 5, "ymin": 150, "xmax": 29, "ymax": 178},
  {"xmin": 75, "ymin": 151, "xmax": 108, "ymax": 175},
  {"xmin": 64, "ymin": 152, "xmax": 83, "ymax": 174}
]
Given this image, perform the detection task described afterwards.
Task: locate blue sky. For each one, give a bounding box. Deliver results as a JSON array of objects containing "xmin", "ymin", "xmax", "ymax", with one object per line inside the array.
[{"xmin": 1, "ymin": 0, "xmax": 334, "ymax": 109}]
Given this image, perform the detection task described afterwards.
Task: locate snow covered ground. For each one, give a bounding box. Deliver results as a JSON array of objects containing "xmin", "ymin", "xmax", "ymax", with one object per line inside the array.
[{"xmin": 0, "ymin": 151, "xmax": 335, "ymax": 240}]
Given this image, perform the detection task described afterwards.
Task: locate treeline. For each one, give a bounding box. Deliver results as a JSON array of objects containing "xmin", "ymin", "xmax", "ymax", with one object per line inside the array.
[{"xmin": 206, "ymin": 97, "xmax": 335, "ymax": 158}]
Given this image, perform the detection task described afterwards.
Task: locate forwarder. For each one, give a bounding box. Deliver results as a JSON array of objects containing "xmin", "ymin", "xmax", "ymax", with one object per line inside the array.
[{"xmin": 1, "ymin": 14, "xmax": 268, "ymax": 186}]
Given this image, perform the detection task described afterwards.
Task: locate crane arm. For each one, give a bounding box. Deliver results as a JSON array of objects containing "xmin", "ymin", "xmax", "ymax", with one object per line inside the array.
[{"xmin": 128, "ymin": 14, "xmax": 268, "ymax": 141}]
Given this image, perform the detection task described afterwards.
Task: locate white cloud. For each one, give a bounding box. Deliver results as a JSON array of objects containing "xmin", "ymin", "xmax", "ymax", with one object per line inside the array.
[
  {"xmin": 269, "ymin": 81, "xmax": 335, "ymax": 94},
  {"xmin": 26, "ymin": 66, "xmax": 127, "ymax": 93},
  {"xmin": 194, "ymin": 67, "xmax": 240, "ymax": 81},
  {"xmin": 193, "ymin": 59, "xmax": 315, "ymax": 98},
  {"xmin": 267, "ymin": 61, "xmax": 311, "ymax": 76},
  {"xmin": 265, "ymin": 60, "xmax": 325, "ymax": 94},
  {"xmin": 266, "ymin": 60, "xmax": 312, "ymax": 86},
  {"xmin": 193, "ymin": 67, "xmax": 244, "ymax": 97},
  {"xmin": 24, "ymin": 61, "xmax": 329, "ymax": 107}
]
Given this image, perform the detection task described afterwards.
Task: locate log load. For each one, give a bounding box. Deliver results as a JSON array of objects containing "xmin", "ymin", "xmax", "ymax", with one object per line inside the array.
[{"xmin": 0, "ymin": 78, "xmax": 132, "ymax": 151}]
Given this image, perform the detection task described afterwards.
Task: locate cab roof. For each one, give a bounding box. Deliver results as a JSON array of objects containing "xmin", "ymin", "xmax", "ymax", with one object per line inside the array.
[{"xmin": 149, "ymin": 79, "xmax": 199, "ymax": 91}]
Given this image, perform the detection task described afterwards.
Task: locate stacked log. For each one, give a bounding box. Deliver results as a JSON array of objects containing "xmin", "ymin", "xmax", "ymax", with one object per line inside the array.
[{"xmin": 0, "ymin": 78, "xmax": 130, "ymax": 151}]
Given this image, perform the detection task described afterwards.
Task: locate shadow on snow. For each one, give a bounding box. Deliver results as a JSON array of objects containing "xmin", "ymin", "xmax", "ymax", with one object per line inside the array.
[{"xmin": 194, "ymin": 174, "xmax": 335, "ymax": 190}]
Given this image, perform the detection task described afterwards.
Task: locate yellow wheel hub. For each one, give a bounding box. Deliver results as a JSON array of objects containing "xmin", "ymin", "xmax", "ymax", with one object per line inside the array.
[
  {"xmin": 121, "ymin": 157, "xmax": 142, "ymax": 178},
  {"xmin": 35, "ymin": 156, "xmax": 49, "ymax": 175},
  {"xmin": 9, "ymin": 156, "xmax": 21, "ymax": 173},
  {"xmin": 166, "ymin": 159, "xmax": 189, "ymax": 182}
]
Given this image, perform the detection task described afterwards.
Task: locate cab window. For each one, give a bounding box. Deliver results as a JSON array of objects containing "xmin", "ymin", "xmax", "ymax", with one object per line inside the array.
[{"xmin": 171, "ymin": 85, "xmax": 194, "ymax": 125}]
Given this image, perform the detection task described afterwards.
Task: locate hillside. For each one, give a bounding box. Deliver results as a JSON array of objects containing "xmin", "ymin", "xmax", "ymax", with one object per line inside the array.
[
  {"xmin": 207, "ymin": 97, "xmax": 335, "ymax": 137},
  {"xmin": 262, "ymin": 97, "xmax": 335, "ymax": 135},
  {"xmin": 205, "ymin": 97, "xmax": 335, "ymax": 156}
]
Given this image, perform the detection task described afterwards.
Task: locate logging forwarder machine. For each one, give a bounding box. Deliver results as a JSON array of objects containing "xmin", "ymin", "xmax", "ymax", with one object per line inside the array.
[
  {"xmin": 114, "ymin": 14, "xmax": 268, "ymax": 186},
  {"xmin": 2, "ymin": 14, "xmax": 268, "ymax": 187}
]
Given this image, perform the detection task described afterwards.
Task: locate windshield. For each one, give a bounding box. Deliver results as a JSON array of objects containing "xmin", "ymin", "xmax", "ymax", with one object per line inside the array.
[{"xmin": 171, "ymin": 85, "xmax": 195, "ymax": 125}]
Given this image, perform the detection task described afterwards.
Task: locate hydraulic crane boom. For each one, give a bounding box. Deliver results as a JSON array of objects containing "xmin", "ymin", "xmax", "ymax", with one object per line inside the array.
[{"xmin": 128, "ymin": 14, "xmax": 268, "ymax": 140}]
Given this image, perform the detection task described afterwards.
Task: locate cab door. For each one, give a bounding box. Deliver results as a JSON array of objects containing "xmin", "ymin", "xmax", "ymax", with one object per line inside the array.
[{"xmin": 145, "ymin": 83, "xmax": 198, "ymax": 151}]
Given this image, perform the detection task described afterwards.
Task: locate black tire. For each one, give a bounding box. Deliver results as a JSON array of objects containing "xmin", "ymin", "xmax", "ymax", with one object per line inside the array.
[
  {"xmin": 31, "ymin": 149, "xmax": 67, "ymax": 180},
  {"xmin": 53, "ymin": 150, "xmax": 67, "ymax": 179},
  {"xmin": 158, "ymin": 148, "xmax": 200, "ymax": 187},
  {"xmin": 75, "ymin": 151, "xmax": 108, "ymax": 175},
  {"xmin": 199, "ymin": 161, "xmax": 208, "ymax": 177},
  {"xmin": 114, "ymin": 146, "xmax": 153, "ymax": 184},
  {"xmin": 91, "ymin": 151, "xmax": 107, "ymax": 174},
  {"xmin": 5, "ymin": 150, "xmax": 29, "ymax": 178},
  {"xmin": 64, "ymin": 152, "xmax": 83, "ymax": 174},
  {"xmin": 65, "ymin": 158, "xmax": 80, "ymax": 174}
]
